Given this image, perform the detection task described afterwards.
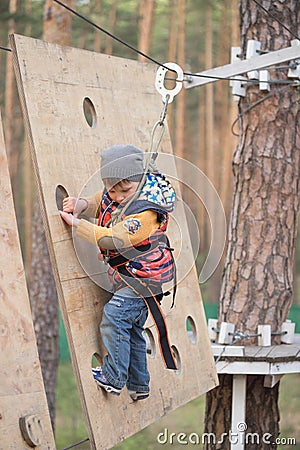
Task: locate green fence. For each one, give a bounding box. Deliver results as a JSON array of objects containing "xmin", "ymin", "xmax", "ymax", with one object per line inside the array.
[{"xmin": 58, "ymin": 304, "xmax": 300, "ymax": 362}]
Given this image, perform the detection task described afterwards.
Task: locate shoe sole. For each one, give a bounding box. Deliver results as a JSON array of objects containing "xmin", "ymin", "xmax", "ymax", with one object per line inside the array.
[
  {"xmin": 95, "ymin": 379, "xmax": 121, "ymax": 395},
  {"xmin": 130, "ymin": 393, "xmax": 149, "ymax": 401}
]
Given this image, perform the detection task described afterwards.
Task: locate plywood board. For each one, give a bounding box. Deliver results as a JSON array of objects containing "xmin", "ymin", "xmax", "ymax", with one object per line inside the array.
[
  {"xmin": 11, "ymin": 34, "xmax": 218, "ymax": 449},
  {"xmin": 0, "ymin": 110, "xmax": 55, "ymax": 449}
]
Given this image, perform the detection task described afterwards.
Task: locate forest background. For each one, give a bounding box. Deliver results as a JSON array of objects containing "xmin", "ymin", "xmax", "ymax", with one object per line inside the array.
[
  {"xmin": 0, "ymin": 0, "xmax": 300, "ymax": 448},
  {"xmin": 3, "ymin": 0, "xmax": 300, "ymax": 307}
]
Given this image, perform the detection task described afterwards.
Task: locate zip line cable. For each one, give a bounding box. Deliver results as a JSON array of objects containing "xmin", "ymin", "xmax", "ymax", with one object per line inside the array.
[
  {"xmin": 0, "ymin": 45, "xmax": 12, "ymax": 52},
  {"xmin": 251, "ymin": 0, "xmax": 300, "ymax": 41},
  {"xmin": 53, "ymin": 0, "xmax": 299, "ymax": 85},
  {"xmin": 52, "ymin": 0, "xmax": 239, "ymax": 83},
  {"xmin": 53, "ymin": 0, "xmax": 164, "ymax": 68},
  {"xmin": 50, "ymin": 0, "xmax": 261, "ymax": 85},
  {"xmin": 0, "ymin": 39, "xmax": 294, "ymax": 84},
  {"xmin": 1, "ymin": 0, "xmax": 298, "ymax": 85}
]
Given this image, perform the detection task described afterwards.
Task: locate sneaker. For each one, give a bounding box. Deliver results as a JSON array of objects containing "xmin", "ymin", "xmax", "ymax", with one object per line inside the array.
[
  {"xmin": 92, "ymin": 366, "xmax": 102, "ymax": 376},
  {"xmin": 92, "ymin": 367, "xmax": 121, "ymax": 396},
  {"xmin": 128, "ymin": 389, "xmax": 150, "ymax": 401}
]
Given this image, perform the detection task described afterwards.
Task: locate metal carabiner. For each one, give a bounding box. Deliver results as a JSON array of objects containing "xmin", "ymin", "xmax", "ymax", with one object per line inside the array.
[
  {"xmin": 149, "ymin": 120, "xmax": 166, "ymax": 156},
  {"xmin": 159, "ymin": 94, "xmax": 170, "ymax": 125}
]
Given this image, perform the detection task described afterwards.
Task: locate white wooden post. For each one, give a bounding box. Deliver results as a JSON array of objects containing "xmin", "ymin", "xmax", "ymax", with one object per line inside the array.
[
  {"xmin": 231, "ymin": 375, "xmax": 247, "ymax": 450},
  {"xmin": 245, "ymin": 39, "xmax": 261, "ymax": 80},
  {"xmin": 219, "ymin": 322, "xmax": 235, "ymax": 344},
  {"xmin": 257, "ymin": 325, "xmax": 271, "ymax": 346},
  {"xmin": 281, "ymin": 321, "xmax": 295, "ymax": 344},
  {"xmin": 288, "ymin": 40, "xmax": 300, "ymax": 78},
  {"xmin": 207, "ymin": 318, "xmax": 219, "ymax": 342},
  {"xmin": 259, "ymin": 70, "xmax": 270, "ymax": 91}
]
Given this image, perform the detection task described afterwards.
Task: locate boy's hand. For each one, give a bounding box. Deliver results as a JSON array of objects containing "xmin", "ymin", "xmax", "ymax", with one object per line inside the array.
[
  {"xmin": 59, "ymin": 210, "xmax": 80, "ymax": 227},
  {"xmin": 63, "ymin": 197, "xmax": 87, "ymax": 217}
]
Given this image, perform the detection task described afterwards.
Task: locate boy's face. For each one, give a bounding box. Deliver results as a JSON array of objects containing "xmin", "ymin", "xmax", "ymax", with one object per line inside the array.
[{"xmin": 106, "ymin": 180, "xmax": 139, "ymax": 205}]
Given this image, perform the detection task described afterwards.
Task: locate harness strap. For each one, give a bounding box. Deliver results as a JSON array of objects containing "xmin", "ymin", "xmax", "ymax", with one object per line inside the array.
[
  {"xmin": 107, "ymin": 233, "xmax": 170, "ymax": 267},
  {"xmin": 117, "ymin": 265, "xmax": 178, "ymax": 370},
  {"xmin": 108, "ymin": 236, "xmax": 177, "ymax": 308},
  {"xmin": 108, "ymin": 243, "xmax": 154, "ymax": 268}
]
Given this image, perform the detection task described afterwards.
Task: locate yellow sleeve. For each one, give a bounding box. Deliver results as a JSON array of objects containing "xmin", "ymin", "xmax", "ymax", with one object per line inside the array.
[
  {"xmin": 76, "ymin": 209, "xmax": 160, "ymax": 249},
  {"xmin": 79, "ymin": 190, "xmax": 103, "ymax": 217}
]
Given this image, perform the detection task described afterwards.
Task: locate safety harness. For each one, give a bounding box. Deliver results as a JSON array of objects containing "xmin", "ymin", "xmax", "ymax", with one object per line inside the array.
[
  {"xmin": 98, "ymin": 190, "xmax": 178, "ymax": 370},
  {"xmin": 110, "ymin": 252, "xmax": 177, "ymax": 371}
]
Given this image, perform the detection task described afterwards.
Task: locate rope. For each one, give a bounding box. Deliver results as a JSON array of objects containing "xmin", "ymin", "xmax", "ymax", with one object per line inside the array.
[
  {"xmin": 105, "ymin": 94, "xmax": 169, "ymax": 227},
  {"xmin": 230, "ymin": 83, "xmax": 296, "ymax": 136},
  {"xmin": 231, "ymin": 91, "xmax": 274, "ymax": 136}
]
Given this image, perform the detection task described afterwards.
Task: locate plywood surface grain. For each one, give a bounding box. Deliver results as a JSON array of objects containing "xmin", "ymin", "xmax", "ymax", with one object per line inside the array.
[
  {"xmin": 0, "ymin": 110, "xmax": 55, "ymax": 450},
  {"xmin": 11, "ymin": 33, "xmax": 218, "ymax": 450}
]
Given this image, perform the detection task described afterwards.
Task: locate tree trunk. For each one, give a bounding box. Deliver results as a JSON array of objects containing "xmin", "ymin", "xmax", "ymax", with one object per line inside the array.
[
  {"xmin": 94, "ymin": 0, "xmax": 102, "ymax": 52},
  {"xmin": 166, "ymin": 0, "xmax": 179, "ymax": 137},
  {"xmin": 204, "ymin": 1, "xmax": 300, "ymax": 448},
  {"xmin": 204, "ymin": 4, "xmax": 220, "ymax": 302},
  {"xmin": 0, "ymin": 2, "xmax": 9, "ymax": 107},
  {"xmin": 220, "ymin": 0, "xmax": 239, "ymax": 219},
  {"xmin": 209, "ymin": 0, "xmax": 239, "ymax": 304},
  {"xmin": 24, "ymin": 0, "xmax": 33, "ymax": 280},
  {"xmin": 5, "ymin": 0, "xmax": 23, "ymax": 205},
  {"xmin": 27, "ymin": 0, "xmax": 73, "ymax": 430},
  {"xmin": 78, "ymin": 1, "xmax": 92, "ymax": 50},
  {"xmin": 204, "ymin": 4, "xmax": 214, "ymax": 190},
  {"xmin": 197, "ymin": 52, "xmax": 207, "ymax": 253},
  {"xmin": 216, "ymin": 0, "xmax": 236, "ymax": 206},
  {"xmin": 138, "ymin": 0, "xmax": 155, "ymax": 63},
  {"xmin": 29, "ymin": 199, "xmax": 60, "ymax": 431},
  {"xmin": 105, "ymin": 0, "xmax": 117, "ymax": 55},
  {"xmin": 174, "ymin": 0, "xmax": 186, "ymax": 159},
  {"xmin": 43, "ymin": 0, "xmax": 72, "ymax": 45}
]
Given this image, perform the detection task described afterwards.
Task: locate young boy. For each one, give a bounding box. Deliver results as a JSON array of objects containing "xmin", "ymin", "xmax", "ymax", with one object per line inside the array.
[{"xmin": 60, "ymin": 144, "xmax": 177, "ymax": 400}]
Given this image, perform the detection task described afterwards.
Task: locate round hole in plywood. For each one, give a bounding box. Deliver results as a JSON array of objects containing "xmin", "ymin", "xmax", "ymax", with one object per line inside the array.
[
  {"xmin": 55, "ymin": 184, "xmax": 69, "ymax": 211},
  {"xmin": 91, "ymin": 353, "xmax": 102, "ymax": 370},
  {"xmin": 83, "ymin": 97, "xmax": 97, "ymax": 128},
  {"xmin": 144, "ymin": 328, "xmax": 156, "ymax": 359},
  {"xmin": 171, "ymin": 345, "xmax": 181, "ymax": 375},
  {"xmin": 91, "ymin": 353, "xmax": 104, "ymax": 390},
  {"xmin": 186, "ymin": 316, "xmax": 197, "ymax": 344}
]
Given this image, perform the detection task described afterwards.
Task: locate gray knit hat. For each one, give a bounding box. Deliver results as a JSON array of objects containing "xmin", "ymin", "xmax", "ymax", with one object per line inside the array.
[{"xmin": 100, "ymin": 144, "xmax": 144, "ymax": 182}]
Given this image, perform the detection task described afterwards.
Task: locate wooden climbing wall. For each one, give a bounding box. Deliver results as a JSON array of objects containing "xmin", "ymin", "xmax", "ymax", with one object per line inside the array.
[
  {"xmin": 0, "ymin": 110, "xmax": 55, "ymax": 450},
  {"xmin": 11, "ymin": 34, "xmax": 218, "ymax": 449}
]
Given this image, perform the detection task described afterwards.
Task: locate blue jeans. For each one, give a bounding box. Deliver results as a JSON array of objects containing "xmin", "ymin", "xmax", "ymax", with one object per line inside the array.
[{"xmin": 100, "ymin": 287, "xmax": 150, "ymax": 392}]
